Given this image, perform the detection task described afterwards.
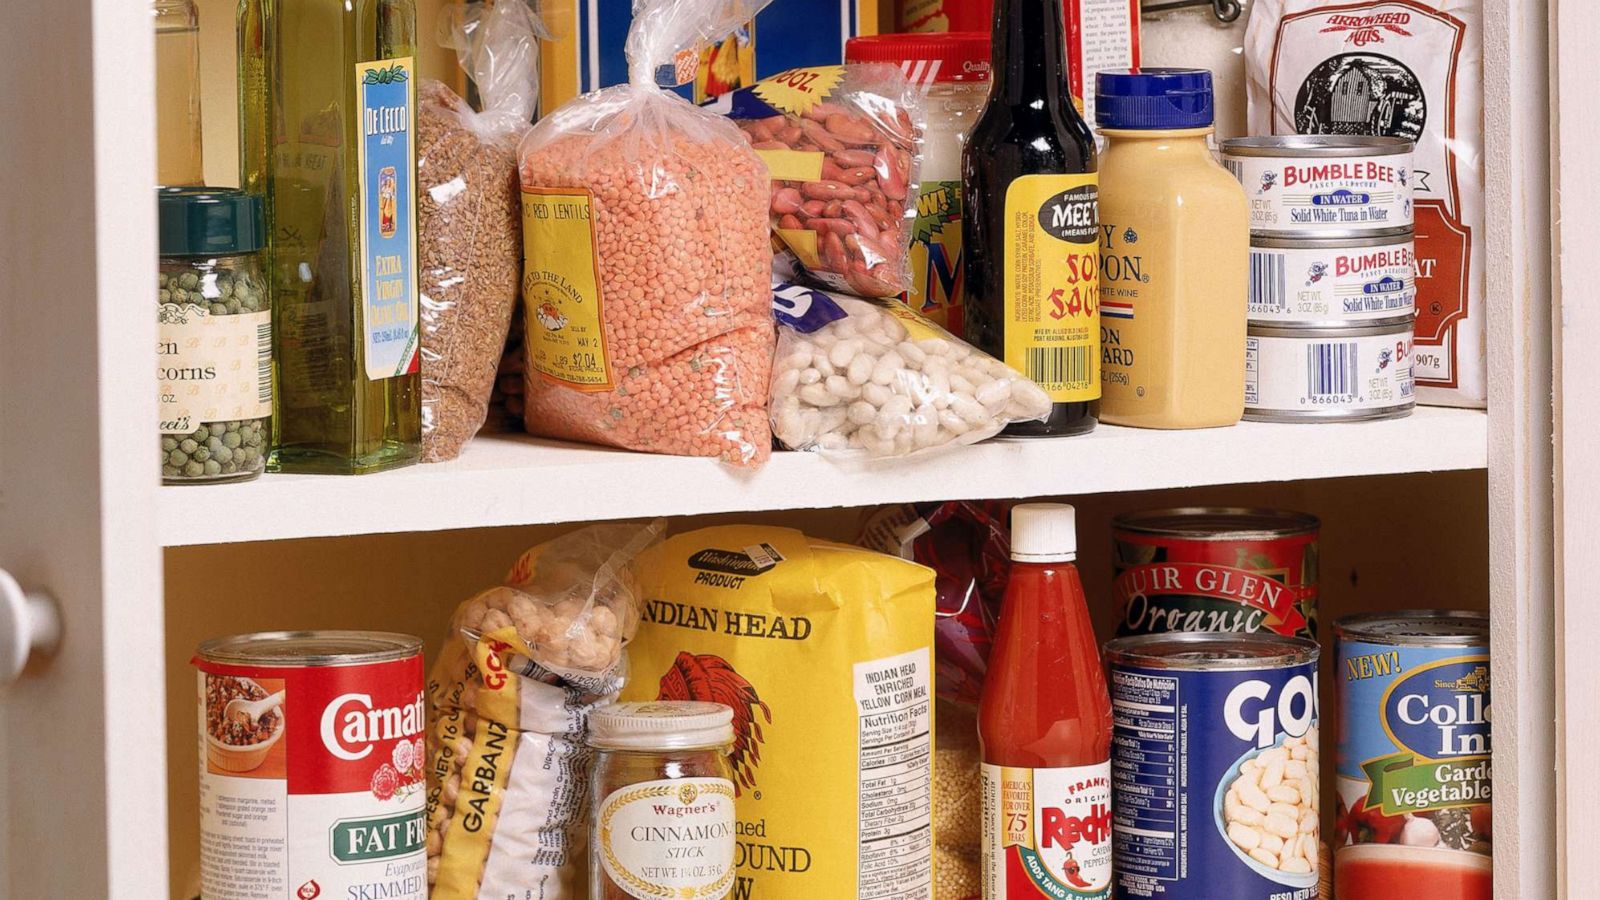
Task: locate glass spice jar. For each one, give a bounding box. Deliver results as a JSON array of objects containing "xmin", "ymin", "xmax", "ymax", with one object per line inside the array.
[
  {"xmin": 588, "ymin": 701, "xmax": 737, "ymax": 900},
  {"xmin": 158, "ymin": 187, "xmax": 271, "ymax": 484}
]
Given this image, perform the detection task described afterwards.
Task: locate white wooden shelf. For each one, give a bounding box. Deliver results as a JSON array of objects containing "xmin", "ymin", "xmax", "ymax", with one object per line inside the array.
[{"xmin": 158, "ymin": 406, "xmax": 1487, "ymax": 546}]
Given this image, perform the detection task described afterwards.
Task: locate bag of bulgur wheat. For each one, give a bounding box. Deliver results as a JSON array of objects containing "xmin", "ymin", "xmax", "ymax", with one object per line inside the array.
[
  {"xmin": 624, "ymin": 525, "xmax": 937, "ymax": 898},
  {"xmin": 1246, "ymin": 0, "xmax": 1485, "ymax": 407},
  {"xmin": 516, "ymin": 0, "xmax": 776, "ymax": 465},
  {"xmin": 418, "ymin": 0, "xmax": 550, "ymax": 461},
  {"xmin": 425, "ymin": 520, "xmax": 664, "ymax": 899}
]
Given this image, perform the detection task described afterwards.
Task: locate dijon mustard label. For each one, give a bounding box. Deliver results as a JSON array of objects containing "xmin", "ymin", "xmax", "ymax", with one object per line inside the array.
[
  {"xmin": 598, "ymin": 777, "xmax": 737, "ymax": 900},
  {"xmin": 521, "ymin": 187, "xmax": 613, "ymax": 391},
  {"xmin": 1003, "ymin": 175, "xmax": 1101, "ymax": 403}
]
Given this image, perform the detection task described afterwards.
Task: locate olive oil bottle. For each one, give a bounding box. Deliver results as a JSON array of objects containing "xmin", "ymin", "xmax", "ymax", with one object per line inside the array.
[
  {"xmin": 962, "ymin": 0, "xmax": 1101, "ymax": 437},
  {"xmin": 239, "ymin": 0, "xmax": 422, "ymax": 474}
]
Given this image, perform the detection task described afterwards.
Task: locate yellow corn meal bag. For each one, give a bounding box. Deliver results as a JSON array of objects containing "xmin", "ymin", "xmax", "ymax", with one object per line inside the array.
[{"xmin": 625, "ymin": 525, "xmax": 937, "ymax": 899}]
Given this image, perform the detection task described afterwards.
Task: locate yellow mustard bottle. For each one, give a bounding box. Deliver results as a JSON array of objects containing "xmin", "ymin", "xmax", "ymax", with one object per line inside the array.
[{"xmin": 1095, "ymin": 69, "xmax": 1248, "ymax": 428}]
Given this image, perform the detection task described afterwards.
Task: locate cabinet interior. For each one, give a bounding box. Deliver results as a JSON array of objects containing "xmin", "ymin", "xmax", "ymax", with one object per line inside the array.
[{"xmin": 161, "ymin": 469, "xmax": 1489, "ymax": 897}]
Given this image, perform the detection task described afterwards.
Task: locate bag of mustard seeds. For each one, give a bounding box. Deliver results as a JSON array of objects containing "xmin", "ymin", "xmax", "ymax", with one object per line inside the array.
[{"xmin": 625, "ymin": 525, "xmax": 937, "ymax": 898}]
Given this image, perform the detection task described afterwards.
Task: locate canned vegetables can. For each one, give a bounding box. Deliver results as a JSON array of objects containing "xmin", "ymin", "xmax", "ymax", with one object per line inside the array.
[
  {"xmin": 1249, "ymin": 233, "xmax": 1416, "ymax": 326},
  {"xmin": 1333, "ymin": 612, "xmax": 1491, "ymax": 897},
  {"xmin": 1108, "ymin": 633, "xmax": 1321, "ymax": 899},
  {"xmin": 1113, "ymin": 508, "xmax": 1319, "ymax": 639},
  {"xmin": 1245, "ymin": 319, "xmax": 1415, "ymax": 422},
  {"xmin": 1222, "ymin": 136, "xmax": 1414, "ymax": 238},
  {"xmin": 194, "ymin": 631, "xmax": 427, "ymax": 900}
]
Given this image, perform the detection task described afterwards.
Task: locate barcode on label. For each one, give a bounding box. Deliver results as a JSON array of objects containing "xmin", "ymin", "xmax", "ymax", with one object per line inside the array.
[
  {"xmin": 1250, "ymin": 251, "xmax": 1287, "ymax": 312},
  {"xmin": 1306, "ymin": 342, "xmax": 1357, "ymax": 397},
  {"xmin": 1026, "ymin": 346, "xmax": 1091, "ymax": 391},
  {"xmin": 256, "ymin": 321, "xmax": 273, "ymax": 406},
  {"xmin": 1225, "ymin": 159, "xmax": 1244, "ymax": 181}
]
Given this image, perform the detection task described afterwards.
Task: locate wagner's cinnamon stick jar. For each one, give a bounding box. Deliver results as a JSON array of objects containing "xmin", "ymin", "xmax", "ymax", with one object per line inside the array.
[{"xmin": 589, "ymin": 701, "xmax": 737, "ymax": 900}]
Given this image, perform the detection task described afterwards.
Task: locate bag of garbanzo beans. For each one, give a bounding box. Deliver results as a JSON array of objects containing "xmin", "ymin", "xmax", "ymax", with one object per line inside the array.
[
  {"xmin": 625, "ymin": 525, "xmax": 938, "ymax": 898},
  {"xmin": 516, "ymin": 0, "xmax": 776, "ymax": 465},
  {"xmin": 425, "ymin": 521, "xmax": 663, "ymax": 899}
]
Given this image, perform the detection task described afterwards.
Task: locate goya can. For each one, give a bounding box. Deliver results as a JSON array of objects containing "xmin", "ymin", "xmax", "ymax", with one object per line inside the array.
[
  {"xmin": 1108, "ymin": 633, "xmax": 1322, "ymax": 899},
  {"xmin": 1113, "ymin": 508, "xmax": 1319, "ymax": 639},
  {"xmin": 195, "ymin": 631, "xmax": 427, "ymax": 900},
  {"xmin": 1245, "ymin": 319, "xmax": 1416, "ymax": 422},
  {"xmin": 1248, "ymin": 233, "xmax": 1416, "ymax": 326},
  {"xmin": 1222, "ymin": 136, "xmax": 1414, "ymax": 237},
  {"xmin": 1333, "ymin": 612, "xmax": 1491, "ymax": 899}
]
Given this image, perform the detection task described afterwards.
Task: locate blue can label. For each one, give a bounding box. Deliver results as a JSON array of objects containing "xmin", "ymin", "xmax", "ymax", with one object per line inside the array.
[
  {"xmin": 1111, "ymin": 658, "xmax": 1320, "ymax": 899},
  {"xmin": 1334, "ymin": 638, "xmax": 1491, "ymax": 866},
  {"xmin": 356, "ymin": 57, "xmax": 419, "ymax": 381}
]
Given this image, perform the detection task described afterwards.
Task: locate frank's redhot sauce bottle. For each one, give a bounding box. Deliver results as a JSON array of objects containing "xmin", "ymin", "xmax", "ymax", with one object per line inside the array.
[
  {"xmin": 962, "ymin": 0, "xmax": 1101, "ymax": 437},
  {"xmin": 980, "ymin": 503, "xmax": 1113, "ymax": 898}
]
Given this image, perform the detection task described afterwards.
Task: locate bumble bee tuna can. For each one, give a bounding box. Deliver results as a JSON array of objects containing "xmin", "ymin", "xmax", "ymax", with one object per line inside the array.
[
  {"xmin": 1107, "ymin": 633, "xmax": 1321, "ymax": 900},
  {"xmin": 1333, "ymin": 612, "xmax": 1492, "ymax": 900},
  {"xmin": 195, "ymin": 631, "xmax": 427, "ymax": 900}
]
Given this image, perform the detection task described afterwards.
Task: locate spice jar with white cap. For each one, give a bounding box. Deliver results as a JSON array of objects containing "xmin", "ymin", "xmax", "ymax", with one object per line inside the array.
[{"xmin": 588, "ymin": 700, "xmax": 738, "ymax": 900}]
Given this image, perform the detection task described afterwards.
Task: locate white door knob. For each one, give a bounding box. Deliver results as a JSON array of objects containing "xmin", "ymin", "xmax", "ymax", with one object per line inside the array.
[{"xmin": 0, "ymin": 568, "xmax": 61, "ymax": 684}]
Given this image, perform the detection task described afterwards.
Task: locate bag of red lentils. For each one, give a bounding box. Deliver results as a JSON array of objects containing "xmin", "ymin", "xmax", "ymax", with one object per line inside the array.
[{"xmin": 516, "ymin": 0, "xmax": 776, "ymax": 465}]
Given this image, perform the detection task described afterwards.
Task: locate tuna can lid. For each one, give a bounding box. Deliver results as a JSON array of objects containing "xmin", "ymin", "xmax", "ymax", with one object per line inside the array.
[
  {"xmin": 1221, "ymin": 135, "xmax": 1415, "ymax": 158},
  {"xmin": 589, "ymin": 701, "xmax": 736, "ymax": 751},
  {"xmin": 196, "ymin": 630, "xmax": 423, "ymax": 667},
  {"xmin": 1105, "ymin": 632, "xmax": 1320, "ymax": 670},
  {"xmin": 1334, "ymin": 610, "xmax": 1489, "ymax": 646},
  {"xmin": 1113, "ymin": 507, "xmax": 1319, "ymax": 541}
]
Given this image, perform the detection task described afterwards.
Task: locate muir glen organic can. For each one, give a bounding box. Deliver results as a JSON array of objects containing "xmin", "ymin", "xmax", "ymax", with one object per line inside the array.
[
  {"xmin": 195, "ymin": 631, "xmax": 427, "ymax": 900},
  {"xmin": 1333, "ymin": 612, "xmax": 1492, "ymax": 899},
  {"xmin": 1222, "ymin": 136, "xmax": 1415, "ymax": 238},
  {"xmin": 1113, "ymin": 508, "xmax": 1319, "ymax": 640},
  {"xmin": 1107, "ymin": 633, "xmax": 1322, "ymax": 900}
]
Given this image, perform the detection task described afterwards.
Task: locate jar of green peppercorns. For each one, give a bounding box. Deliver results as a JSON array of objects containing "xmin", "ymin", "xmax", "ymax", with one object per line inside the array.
[{"xmin": 158, "ymin": 187, "xmax": 270, "ymax": 483}]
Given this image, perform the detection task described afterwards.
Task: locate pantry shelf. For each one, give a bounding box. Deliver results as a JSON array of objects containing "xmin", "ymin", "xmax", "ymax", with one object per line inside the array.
[{"xmin": 157, "ymin": 406, "xmax": 1486, "ymax": 546}]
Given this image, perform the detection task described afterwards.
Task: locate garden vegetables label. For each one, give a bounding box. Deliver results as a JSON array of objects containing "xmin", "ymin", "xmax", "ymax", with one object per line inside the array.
[{"xmin": 625, "ymin": 526, "xmax": 938, "ymax": 899}]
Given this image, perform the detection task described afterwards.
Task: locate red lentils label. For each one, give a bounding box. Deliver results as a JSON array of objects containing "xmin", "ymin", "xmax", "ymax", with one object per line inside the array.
[
  {"xmin": 522, "ymin": 187, "xmax": 614, "ymax": 391},
  {"xmin": 194, "ymin": 654, "xmax": 427, "ymax": 900}
]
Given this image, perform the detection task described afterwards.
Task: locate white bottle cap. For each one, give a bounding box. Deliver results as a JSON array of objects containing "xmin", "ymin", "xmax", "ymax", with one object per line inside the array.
[{"xmin": 1011, "ymin": 503, "xmax": 1079, "ymax": 562}]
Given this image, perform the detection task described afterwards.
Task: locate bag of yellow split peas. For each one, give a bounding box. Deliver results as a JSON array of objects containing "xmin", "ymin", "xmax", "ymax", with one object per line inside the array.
[{"xmin": 424, "ymin": 520, "xmax": 664, "ymax": 899}]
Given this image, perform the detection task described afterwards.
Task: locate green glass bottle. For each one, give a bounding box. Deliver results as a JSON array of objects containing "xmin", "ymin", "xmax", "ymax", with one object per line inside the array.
[{"xmin": 239, "ymin": 0, "xmax": 422, "ymax": 474}]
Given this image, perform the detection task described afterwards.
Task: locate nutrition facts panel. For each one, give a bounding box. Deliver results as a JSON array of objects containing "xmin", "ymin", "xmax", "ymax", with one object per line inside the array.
[
  {"xmin": 853, "ymin": 648, "xmax": 934, "ymax": 900},
  {"xmin": 1111, "ymin": 669, "xmax": 1183, "ymax": 881}
]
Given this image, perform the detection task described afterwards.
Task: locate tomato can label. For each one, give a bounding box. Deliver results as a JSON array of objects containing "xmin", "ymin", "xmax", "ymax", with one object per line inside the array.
[
  {"xmin": 1108, "ymin": 634, "xmax": 1321, "ymax": 900},
  {"xmin": 981, "ymin": 762, "xmax": 1114, "ymax": 899},
  {"xmin": 1113, "ymin": 509, "xmax": 1319, "ymax": 639},
  {"xmin": 1333, "ymin": 613, "xmax": 1491, "ymax": 893},
  {"xmin": 196, "ymin": 635, "xmax": 427, "ymax": 900}
]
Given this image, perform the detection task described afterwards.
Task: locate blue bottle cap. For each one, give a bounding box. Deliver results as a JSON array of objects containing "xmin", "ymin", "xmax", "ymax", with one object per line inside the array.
[{"xmin": 1095, "ymin": 68, "xmax": 1215, "ymax": 130}]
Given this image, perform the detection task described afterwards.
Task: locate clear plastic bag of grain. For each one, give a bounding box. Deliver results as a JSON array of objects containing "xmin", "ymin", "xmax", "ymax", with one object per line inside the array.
[
  {"xmin": 516, "ymin": 0, "xmax": 775, "ymax": 465},
  {"xmin": 417, "ymin": 0, "xmax": 547, "ymax": 462},
  {"xmin": 424, "ymin": 520, "xmax": 664, "ymax": 898}
]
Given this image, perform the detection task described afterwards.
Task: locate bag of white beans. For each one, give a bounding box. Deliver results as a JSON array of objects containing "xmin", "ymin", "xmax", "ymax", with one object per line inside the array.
[{"xmin": 771, "ymin": 280, "xmax": 1051, "ymax": 457}]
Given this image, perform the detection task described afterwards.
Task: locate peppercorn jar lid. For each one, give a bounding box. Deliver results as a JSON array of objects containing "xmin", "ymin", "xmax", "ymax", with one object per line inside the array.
[
  {"xmin": 1095, "ymin": 68, "xmax": 1215, "ymax": 130},
  {"xmin": 158, "ymin": 186, "xmax": 265, "ymax": 257},
  {"xmin": 589, "ymin": 701, "xmax": 736, "ymax": 751},
  {"xmin": 845, "ymin": 32, "xmax": 992, "ymax": 86}
]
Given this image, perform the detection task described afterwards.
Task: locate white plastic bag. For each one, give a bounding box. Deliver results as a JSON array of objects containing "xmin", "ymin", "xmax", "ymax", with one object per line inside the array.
[
  {"xmin": 418, "ymin": 0, "xmax": 548, "ymax": 461},
  {"xmin": 770, "ymin": 280, "xmax": 1051, "ymax": 457},
  {"xmin": 516, "ymin": 0, "xmax": 776, "ymax": 465}
]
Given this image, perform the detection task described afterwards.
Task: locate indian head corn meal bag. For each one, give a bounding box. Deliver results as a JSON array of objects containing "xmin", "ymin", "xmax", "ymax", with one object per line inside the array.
[{"xmin": 625, "ymin": 525, "xmax": 937, "ymax": 898}]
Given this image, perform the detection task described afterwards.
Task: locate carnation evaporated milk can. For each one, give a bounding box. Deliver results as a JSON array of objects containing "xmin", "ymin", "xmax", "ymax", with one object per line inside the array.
[
  {"xmin": 1112, "ymin": 508, "xmax": 1319, "ymax": 639},
  {"xmin": 1107, "ymin": 633, "xmax": 1322, "ymax": 899},
  {"xmin": 195, "ymin": 631, "xmax": 427, "ymax": 900},
  {"xmin": 1333, "ymin": 611, "xmax": 1491, "ymax": 900}
]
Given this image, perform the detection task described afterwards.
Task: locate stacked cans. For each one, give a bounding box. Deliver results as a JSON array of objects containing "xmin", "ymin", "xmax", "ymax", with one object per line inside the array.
[{"xmin": 1223, "ymin": 136, "xmax": 1417, "ymax": 422}]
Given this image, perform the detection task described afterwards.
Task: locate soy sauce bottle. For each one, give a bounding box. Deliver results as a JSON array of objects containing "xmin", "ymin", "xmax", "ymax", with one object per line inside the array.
[{"xmin": 963, "ymin": 0, "xmax": 1101, "ymax": 437}]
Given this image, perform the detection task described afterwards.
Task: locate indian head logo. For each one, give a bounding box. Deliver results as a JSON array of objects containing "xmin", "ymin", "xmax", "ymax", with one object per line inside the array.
[
  {"xmin": 1320, "ymin": 12, "xmax": 1413, "ymax": 46},
  {"xmin": 657, "ymin": 651, "xmax": 771, "ymax": 795}
]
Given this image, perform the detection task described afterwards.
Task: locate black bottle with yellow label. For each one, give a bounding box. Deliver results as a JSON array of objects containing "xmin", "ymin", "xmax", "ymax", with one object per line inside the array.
[{"xmin": 962, "ymin": 0, "xmax": 1101, "ymax": 437}]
